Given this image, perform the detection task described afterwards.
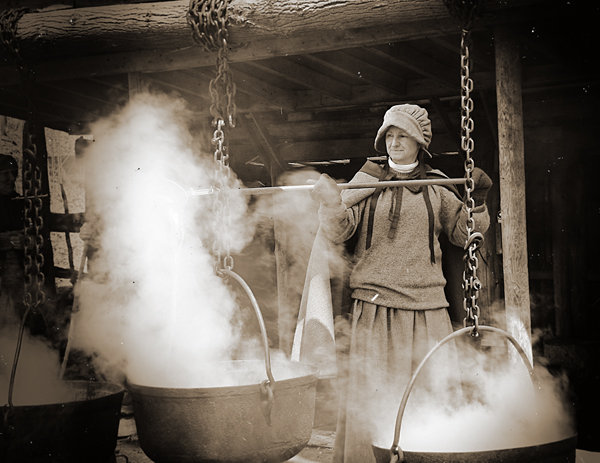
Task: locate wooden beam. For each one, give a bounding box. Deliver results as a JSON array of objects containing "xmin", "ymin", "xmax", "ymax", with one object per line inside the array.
[
  {"xmin": 0, "ymin": 1, "xmax": 547, "ymax": 86},
  {"xmin": 308, "ymin": 50, "xmax": 407, "ymax": 96},
  {"xmin": 128, "ymin": 72, "xmax": 148, "ymax": 97},
  {"xmin": 0, "ymin": 86, "xmax": 98, "ymax": 126},
  {"xmin": 242, "ymin": 113, "xmax": 286, "ymax": 178},
  {"xmin": 279, "ymin": 138, "xmax": 377, "ymax": 162},
  {"xmin": 49, "ymin": 212, "xmax": 85, "ymax": 233},
  {"xmin": 370, "ymin": 43, "xmax": 457, "ymax": 88},
  {"xmin": 246, "ymin": 59, "xmax": 352, "ymax": 101},
  {"xmin": 146, "ymin": 70, "xmax": 209, "ymax": 100},
  {"xmin": 494, "ymin": 25, "xmax": 533, "ymax": 364},
  {"xmin": 277, "ymin": 131, "xmax": 459, "ymax": 162},
  {"xmin": 428, "ymin": 97, "xmax": 460, "ymax": 151},
  {"xmin": 6, "ymin": 0, "xmax": 472, "ymax": 59},
  {"xmin": 428, "ymin": 35, "xmax": 495, "ymax": 72},
  {"xmin": 231, "ymin": 67, "xmax": 297, "ymax": 110},
  {"xmin": 293, "ymin": 63, "xmax": 591, "ymax": 112}
]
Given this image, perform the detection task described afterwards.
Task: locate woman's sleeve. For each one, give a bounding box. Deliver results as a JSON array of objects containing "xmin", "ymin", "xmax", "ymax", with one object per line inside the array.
[
  {"xmin": 318, "ymin": 200, "xmax": 365, "ymax": 244},
  {"xmin": 439, "ymin": 188, "xmax": 490, "ymax": 248}
]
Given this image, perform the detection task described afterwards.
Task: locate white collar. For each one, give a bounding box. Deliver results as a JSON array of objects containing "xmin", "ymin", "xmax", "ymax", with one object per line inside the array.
[{"xmin": 388, "ymin": 158, "xmax": 418, "ymax": 173}]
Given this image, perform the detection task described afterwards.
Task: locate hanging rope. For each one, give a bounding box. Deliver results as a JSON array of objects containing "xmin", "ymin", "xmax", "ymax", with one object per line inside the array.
[
  {"xmin": 442, "ymin": 0, "xmax": 484, "ymax": 335},
  {"xmin": 0, "ymin": 7, "xmax": 46, "ymax": 430},
  {"xmin": 187, "ymin": 0, "xmax": 237, "ymax": 274}
]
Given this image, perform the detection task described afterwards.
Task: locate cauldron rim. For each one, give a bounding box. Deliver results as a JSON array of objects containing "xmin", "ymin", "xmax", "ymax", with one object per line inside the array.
[
  {"xmin": 8, "ymin": 379, "xmax": 125, "ymax": 410},
  {"xmin": 126, "ymin": 359, "xmax": 319, "ymax": 396},
  {"xmin": 372, "ymin": 433, "xmax": 577, "ymax": 462}
]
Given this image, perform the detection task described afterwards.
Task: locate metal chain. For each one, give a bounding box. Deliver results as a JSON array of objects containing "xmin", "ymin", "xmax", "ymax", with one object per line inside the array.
[
  {"xmin": 22, "ymin": 124, "xmax": 46, "ymax": 313},
  {"xmin": 187, "ymin": 0, "xmax": 228, "ymax": 53},
  {"xmin": 187, "ymin": 0, "xmax": 236, "ymax": 274},
  {"xmin": 443, "ymin": 0, "xmax": 484, "ymax": 333},
  {"xmin": 187, "ymin": 0, "xmax": 237, "ymax": 127},
  {"xmin": 0, "ymin": 8, "xmax": 30, "ymax": 75}
]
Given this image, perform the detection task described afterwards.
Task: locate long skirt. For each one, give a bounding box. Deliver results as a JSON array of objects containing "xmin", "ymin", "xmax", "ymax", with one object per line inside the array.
[{"xmin": 332, "ymin": 300, "xmax": 462, "ymax": 463}]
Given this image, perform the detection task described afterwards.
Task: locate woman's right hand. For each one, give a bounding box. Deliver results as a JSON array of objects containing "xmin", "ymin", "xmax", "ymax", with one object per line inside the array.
[{"xmin": 310, "ymin": 173, "xmax": 343, "ymax": 209}]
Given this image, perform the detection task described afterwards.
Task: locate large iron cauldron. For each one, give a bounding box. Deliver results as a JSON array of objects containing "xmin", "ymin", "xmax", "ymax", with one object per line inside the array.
[
  {"xmin": 127, "ymin": 359, "xmax": 319, "ymax": 463},
  {"xmin": 372, "ymin": 435, "xmax": 577, "ymax": 463},
  {"xmin": 0, "ymin": 380, "xmax": 125, "ymax": 463},
  {"xmin": 372, "ymin": 326, "xmax": 577, "ymax": 463}
]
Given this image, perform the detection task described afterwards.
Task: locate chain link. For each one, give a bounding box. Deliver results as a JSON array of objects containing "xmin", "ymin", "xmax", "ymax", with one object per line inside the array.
[
  {"xmin": 0, "ymin": 8, "xmax": 30, "ymax": 74},
  {"xmin": 22, "ymin": 126, "xmax": 46, "ymax": 312},
  {"xmin": 187, "ymin": 0, "xmax": 236, "ymax": 274},
  {"xmin": 443, "ymin": 0, "xmax": 483, "ymax": 333},
  {"xmin": 187, "ymin": 0, "xmax": 228, "ymax": 53}
]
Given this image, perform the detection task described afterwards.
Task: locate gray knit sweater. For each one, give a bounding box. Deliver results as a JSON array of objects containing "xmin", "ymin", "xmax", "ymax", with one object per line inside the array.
[{"xmin": 319, "ymin": 171, "xmax": 490, "ymax": 310}]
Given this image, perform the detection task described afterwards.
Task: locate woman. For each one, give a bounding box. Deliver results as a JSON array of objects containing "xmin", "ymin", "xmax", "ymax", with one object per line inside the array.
[{"xmin": 310, "ymin": 104, "xmax": 492, "ymax": 462}]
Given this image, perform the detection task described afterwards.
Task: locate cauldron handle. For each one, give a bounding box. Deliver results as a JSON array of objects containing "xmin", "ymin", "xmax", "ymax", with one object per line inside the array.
[
  {"xmin": 386, "ymin": 325, "xmax": 535, "ymax": 463},
  {"xmin": 221, "ymin": 269, "xmax": 276, "ymax": 424}
]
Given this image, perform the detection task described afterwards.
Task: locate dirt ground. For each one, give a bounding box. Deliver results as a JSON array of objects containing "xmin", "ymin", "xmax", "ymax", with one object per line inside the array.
[{"xmin": 115, "ymin": 425, "xmax": 335, "ymax": 463}]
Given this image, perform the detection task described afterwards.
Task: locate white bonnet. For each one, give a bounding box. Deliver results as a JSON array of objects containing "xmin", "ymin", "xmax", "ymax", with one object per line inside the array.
[{"xmin": 374, "ymin": 104, "xmax": 432, "ymax": 152}]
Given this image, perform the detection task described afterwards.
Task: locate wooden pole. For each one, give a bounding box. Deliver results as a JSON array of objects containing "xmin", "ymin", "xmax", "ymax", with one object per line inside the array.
[{"xmin": 494, "ymin": 26, "xmax": 533, "ymax": 364}]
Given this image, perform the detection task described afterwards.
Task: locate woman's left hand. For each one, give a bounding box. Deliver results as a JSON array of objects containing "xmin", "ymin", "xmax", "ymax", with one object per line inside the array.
[{"xmin": 471, "ymin": 168, "xmax": 492, "ymax": 206}]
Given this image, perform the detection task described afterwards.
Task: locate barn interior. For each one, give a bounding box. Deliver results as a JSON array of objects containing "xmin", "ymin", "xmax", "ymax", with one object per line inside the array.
[{"xmin": 1, "ymin": 0, "xmax": 599, "ymax": 460}]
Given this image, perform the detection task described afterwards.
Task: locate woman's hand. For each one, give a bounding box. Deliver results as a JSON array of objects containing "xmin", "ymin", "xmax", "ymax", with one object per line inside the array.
[
  {"xmin": 471, "ymin": 168, "xmax": 492, "ymax": 206},
  {"xmin": 310, "ymin": 173, "xmax": 343, "ymax": 209}
]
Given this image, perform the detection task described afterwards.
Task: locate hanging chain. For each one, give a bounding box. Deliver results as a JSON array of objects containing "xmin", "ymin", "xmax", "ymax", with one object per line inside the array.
[
  {"xmin": 22, "ymin": 123, "xmax": 46, "ymax": 314},
  {"xmin": 0, "ymin": 8, "xmax": 30, "ymax": 74},
  {"xmin": 443, "ymin": 0, "xmax": 484, "ymax": 333},
  {"xmin": 187, "ymin": 0, "xmax": 236, "ymax": 274},
  {"xmin": 187, "ymin": 0, "xmax": 228, "ymax": 53}
]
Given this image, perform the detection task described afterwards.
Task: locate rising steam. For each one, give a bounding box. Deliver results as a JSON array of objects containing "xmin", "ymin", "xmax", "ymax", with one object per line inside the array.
[
  {"xmin": 371, "ymin": 322, "xmax": 575, "ymax": 452},
  {"xmin": 73, "ymin": 92, "xmax": 256, "ymax": 388}
]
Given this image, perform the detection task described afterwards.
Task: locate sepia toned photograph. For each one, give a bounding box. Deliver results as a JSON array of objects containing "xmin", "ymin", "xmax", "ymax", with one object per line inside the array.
[{"xmin": 0, "ymin": 1, "xmax": 598, "ymax": 462}]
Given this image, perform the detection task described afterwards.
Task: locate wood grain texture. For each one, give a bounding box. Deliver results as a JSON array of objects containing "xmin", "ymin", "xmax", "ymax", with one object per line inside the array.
[{"xmin": 494, "ymin": 25, "xmax": 533, "ymax": 362}]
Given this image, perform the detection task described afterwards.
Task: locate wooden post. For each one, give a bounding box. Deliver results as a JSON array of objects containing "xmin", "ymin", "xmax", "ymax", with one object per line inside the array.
[
  {"xmin": 548, "ymin": 129, "xmax": 572, "ymax": 338},
  {"xmin": 494, "ymin": 26, "xmax": 533, "ymax": 364}
]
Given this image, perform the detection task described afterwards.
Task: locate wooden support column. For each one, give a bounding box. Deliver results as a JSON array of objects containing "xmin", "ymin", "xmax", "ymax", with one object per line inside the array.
[
  {"xmin": 548, "ymin": 129, "xmax": 572, "ymax": 338},
  {"xmin": 494, "ymin": 26, "xmax": 533, "ymax": 364}
]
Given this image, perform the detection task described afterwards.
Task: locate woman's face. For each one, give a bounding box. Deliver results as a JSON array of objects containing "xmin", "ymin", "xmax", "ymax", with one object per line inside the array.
[{"xmin": 385, "ymin": 126, "xmax": 420, "ymax": 165}]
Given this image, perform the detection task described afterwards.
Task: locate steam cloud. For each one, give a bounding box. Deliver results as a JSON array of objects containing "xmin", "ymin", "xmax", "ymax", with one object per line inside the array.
[
  {"xmin": 73, "ymin": 92, "xmax": 256, "ymax": 388},
  {"xmin": 370, "ymin": 321, "xmax": 575, "ymax": 452}
]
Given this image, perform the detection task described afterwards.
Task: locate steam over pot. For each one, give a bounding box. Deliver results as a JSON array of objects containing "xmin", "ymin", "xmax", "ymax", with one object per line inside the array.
[{"xmin": 371, "ymin": 326, "xmax": 577, "ymax": 463}]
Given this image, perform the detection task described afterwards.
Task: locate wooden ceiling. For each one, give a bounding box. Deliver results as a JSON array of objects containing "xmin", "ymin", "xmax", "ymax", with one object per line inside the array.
[{"xmin": 0, "ymin": 0, "xmax": 598, "ymax": 184}]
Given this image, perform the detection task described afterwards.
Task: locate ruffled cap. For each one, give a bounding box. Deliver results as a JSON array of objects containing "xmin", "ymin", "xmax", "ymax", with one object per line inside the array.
[{"xmin": 374, "ymin": 104, "xmax": 432, "ymax": 153}]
